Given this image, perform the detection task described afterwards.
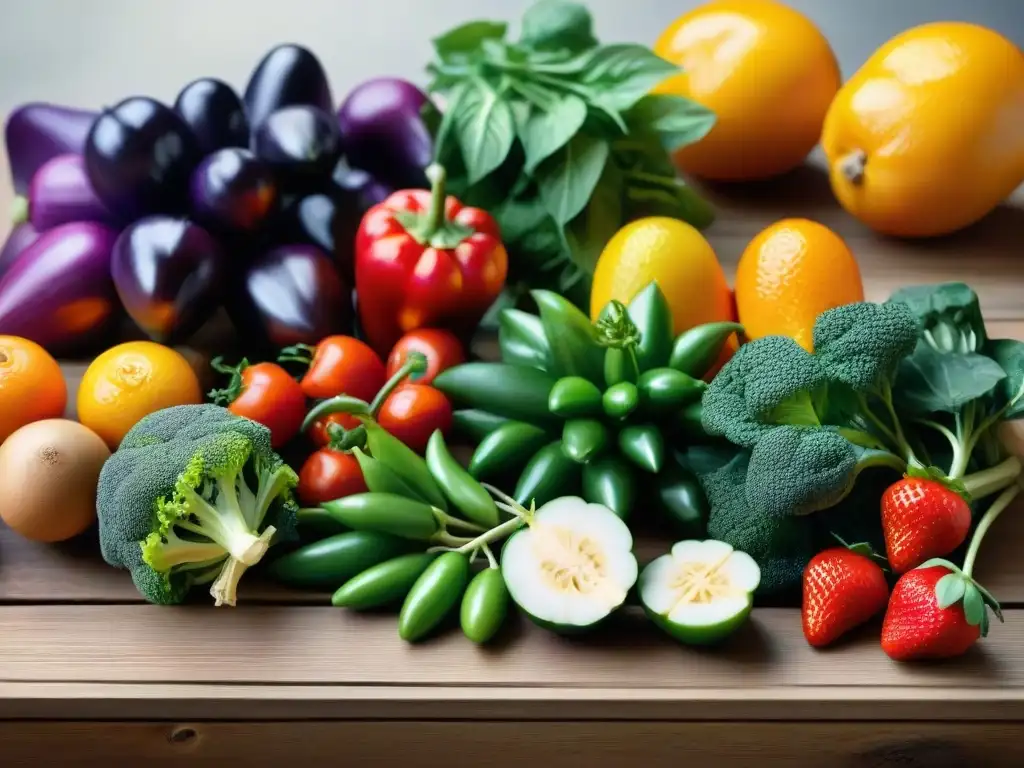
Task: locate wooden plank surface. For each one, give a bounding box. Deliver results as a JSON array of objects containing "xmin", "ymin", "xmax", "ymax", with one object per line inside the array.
[{"xmin": 0, "ymin": 721, "xmax": 1020, "ymax": 767}]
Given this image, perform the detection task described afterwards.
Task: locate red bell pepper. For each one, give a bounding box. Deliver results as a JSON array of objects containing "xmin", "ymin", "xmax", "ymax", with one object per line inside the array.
[{"xmin": 354, "ymin": 163, "xmax": 508, "ymax": 356}]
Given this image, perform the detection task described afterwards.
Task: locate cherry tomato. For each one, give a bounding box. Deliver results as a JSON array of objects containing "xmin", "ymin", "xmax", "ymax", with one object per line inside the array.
[
  {"xmin": 211, "ymin": 359, "xmax": 306, "ymax": 448},
  {"xmin": 306, "ymin": 411, "xmax": 362, "ymax": 448},
  {"xmin": 295, "ymin": 335, "xmax": 386, "ymax": 402},
  {"xmin": 298, "ymin": 449, "xmax": 367, "ymax": 506},
  {"xmin": 387, "ymin": 328, "xmax": 466, "ymax": 387},
  {"xmin": 377, "ymin": 384, "xmax": 453, "ymax": 454}
]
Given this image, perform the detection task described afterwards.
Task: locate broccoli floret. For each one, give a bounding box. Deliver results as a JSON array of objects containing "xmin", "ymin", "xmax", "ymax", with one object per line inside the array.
[
  {"xmin": 97, "ymin": 404, "xmax": 298, "ymax": 607},
  {"xmin": 700, "ymin": 452, "xmax": 815, "ymax": 597},
  {"xmin": 813, "ymin": 301, "xmax": 920, "ymax": 391},
  {"xmin": 746, "ymin": 425, "xmax": 906, "ymax": 517}
]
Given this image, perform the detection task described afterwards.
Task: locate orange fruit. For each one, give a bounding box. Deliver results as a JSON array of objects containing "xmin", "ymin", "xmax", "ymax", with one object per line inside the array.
[
  {"xmin": 653, "ymin": 0, "xmax": 841, "ymax": 181},
  {"xmin": 734, "ymin": 219, "xmax": 864, "ymax": 351},
  {"xmin": 77, "ymin": 341, "xmax": 203, "ymax": 449},
  {"xmin": 591, "ymin": 217, "xmax": 736, "ymax": 357},
  {"xmin": 822, "ymin": 22, "xmax": 1024, "ymax": 237},
  {"xmin": 0, "ymin": 336, "xmax": 68, "ymax": 444}
]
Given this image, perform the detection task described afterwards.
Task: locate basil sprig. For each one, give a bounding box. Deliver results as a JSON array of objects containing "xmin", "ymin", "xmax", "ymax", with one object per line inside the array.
[{"xmin": 424, "ymin": 0, "xmax": 717, "ymax": 310}]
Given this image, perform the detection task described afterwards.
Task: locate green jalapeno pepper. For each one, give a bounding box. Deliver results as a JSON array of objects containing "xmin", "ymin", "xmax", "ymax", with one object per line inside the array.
[
  {"xmin": 618, "ymin": 424, "xmax": 665, "ymax": 473},
  {"xmin": 352, "ymin": 446, "xmax": 423, "ymax": 500},
  {"xmin": 548, "ymin": 376, "xmax": 602, "ymax": 418},
  {"xmin": 561, "ymin": 419, "xmax": 609, "ymax": 464},
  {"xmin": 398, "ymin": 551, "xmax": 471, "ymax": 642},
  {"xmin": 425, "ymin": 430, "xmax": 500, "ymax": 528},
  {"xmin": 322, "ymin": 493, "xmax": 439, "ymax": 541},
  {"xmin": 468, "ymin": 422, "xmax": 550, "ymax": 481},
  {"xmin": 582, "ymin": 457, "xmax": 636, "ymax": 520},
  {"xmin": 434, "ymin": 363, "xmax": 559, "ymax": 425},
  {"xmin": 668, "ymin": 322, "xmax": 743, "ymax": 378},
  {"xmin": 627, "ymin": 281, "xmax": 673, "ymax": 373},
  {"xmin": 657, "ymin": 465, "xmax": 710, "ymax": 538},
  {"xmin": 452, "ymin": 409, "xmax": 512, "ymax": 442},
  {"xmin": 267, "ymin": 531, "xmax": 416, "ymax": 590},
  {"xmin": 363, "ymin": 420, "xmax": 448, "ymax": 512},
  {"xmin": 532, "ymin": 289, "xmax": 605, "ymax": 384},
  {"xmin": 602, "ymin": 381, "xmax": 639, "ymax": 419},
  {"xmin": 514, "ymin": 441, "xmax": 583, "ymax": 508},
  {"xmin": 460, "ymin": 567, "xmax": 510, "ymax": 644},
  {"xmin": 637, "ymin": 368, "xmax": 706, "ymax": 412},
  {"xmin": 296, "ymin": 506, "xmax": 348, "ymax": 538},
  {"xmin": 331, "ymin": 552, "xmax": 439, "ymax": 609},
  {"xmin": 499, "ymin": 308, "xmax": 551, "ymax": 370}
]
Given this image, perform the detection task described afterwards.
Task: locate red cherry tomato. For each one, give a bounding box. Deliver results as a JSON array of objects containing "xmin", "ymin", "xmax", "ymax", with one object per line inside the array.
[
  {"xmin": 296, "ymin": 335, "xmax": 387, "ymax": 401},
  {"xmin": 386, "ymin": 328, "xmax": 466, "ymax": 387},
  {"xmin": 376, "ymin": 384, "xmax": 453, "ymax": 454},
  {"xmin": 306, "ymin": 411, "xmax": 362, "ymax": 448},
  {"xmin": 211, "ymin": 360, "xmax": 306, "ymax": 449},
  {"xmin": 298, "ymin": 449, "xmax": 367, "ymax": 506}
]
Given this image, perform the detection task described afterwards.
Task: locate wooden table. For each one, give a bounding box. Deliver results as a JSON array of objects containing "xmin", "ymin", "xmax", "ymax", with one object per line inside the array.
[{"xmin": 2, "ymin": 164, "xmax": 1024, "ymax": 766}]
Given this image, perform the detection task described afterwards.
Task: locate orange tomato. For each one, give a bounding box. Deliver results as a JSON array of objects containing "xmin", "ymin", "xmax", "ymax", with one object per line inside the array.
[
  {"xmin": 734, "ymin": 219, "xmax": 864, "ymax": 351},
  {"xmin": 0, "ymin": 336, "xmax": 67, "ymax": 444},
  {"xmin": 653, "ymin": 0, "xmax": 841, "ymax": 181},
  {"xmin": 77, "ymin": 341, "xmax": 203, "ymax": 449}
]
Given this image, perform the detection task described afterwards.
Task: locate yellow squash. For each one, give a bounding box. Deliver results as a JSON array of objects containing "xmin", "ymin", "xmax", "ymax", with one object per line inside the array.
[{"xmin": 822, "ymin": 22, "xmax": 1024, "ymax": 237}]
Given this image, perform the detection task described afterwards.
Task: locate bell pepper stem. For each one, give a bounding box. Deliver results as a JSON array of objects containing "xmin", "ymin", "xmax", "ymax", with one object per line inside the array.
[
  {"xmin": 963, "ymin": 483, "xmax": 1021, "ymax": 578},
  {"xmin": 301, "ymin": 395, "xmax": 372, "ymax": 434},
  {"xmin": 369, "ymin": 351, "xmax": 428, "ymax": 415},
  {"xmin": 422, "ymin": 163, "xmax": 448, "ymax": 237}
]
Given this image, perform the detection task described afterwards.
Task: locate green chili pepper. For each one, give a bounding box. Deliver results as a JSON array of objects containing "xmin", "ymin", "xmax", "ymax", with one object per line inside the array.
[
  {"xmin": 532, "ymin": 289, "xmax": 604, "ymax": 384},
  {"xmin": 398, "ymin": 551, "xmax": 471, "ymax": 642},
  {"xmin": 452, "ymin": 409, "xmax": 512, "ymax": 442},
  {"xmin": 668, "ymin": 322, "xmax": 743, "ymax": 378},
  {"xmin": 618, "ymin": 424, "xmax": 665, "ymax": 473},
  {"xmin": 514, "ymin": 441, "xmax": 583, "ymax": 508},
  {"xmin": 549, "ymin": 376, "xmax": 603, "ymax": 418},
  {"xmin": 499, "ymin": 308, "xmax": 551, "ymax": 369},
  {"xmin": 582, "ymin": 457, "xmax": 636, "ymax": 520},
  {"xmin": 425, "ymin": 430, "xmax": 500, "ymax": 528},
  {"xmin": 676, "ymin": 401, "xmax": 707, "ymax": 439},
  {"xmin": 296, "ymin": 506, "xmax": 348, "ymax": 538},
  {"xmin": 460, "ymin": 567, "xmax": 510, "ymax": 644},
  {"xmin": 266, "ymin": 531, "xmax": 416, "ymax": 590},
  {"xmin": 322, "ymin": 493, "xmax": 439, "ymax": 541},
  {"xmin": 602, "ymin": 381, "xmax": 639, "ymax": 419},
  {"xmin": 627, "ymin": 282, "xmax": 674, "ymax": 373},
  {"xmin": 300, "ymin": 395, "xmax": 372, "ymax": 435},
  {"xmin": 603, "ymin": 347, "xmax": 638, "ymax": 388},
  {"xmin": 434, "ymin": 363, "xmax": 559, "ymax": 425},
  {"xmin": 331, "ymin": 552, "xmax": 438, "ymax": 609},
  {"xmin": 352, "ymin": 447, "xmax": 423, "ymax": 500},
  {"xmin": 468, "ymin": 422, "xmax": 551, "ymax": 481},
  {"xmin": 637, "ymin": 368, "xmax": 706, "ymax": 412},
  {"xmin": 657, "ymin": 466, "xmax": 710, "ymax": 538},
  {"xmin": 363, "ymin": 420, "xmax": 448, "ymax": 512},
  {"xmin": 561, "ymin": 419, "xmax": 609, "ymax": 464}
]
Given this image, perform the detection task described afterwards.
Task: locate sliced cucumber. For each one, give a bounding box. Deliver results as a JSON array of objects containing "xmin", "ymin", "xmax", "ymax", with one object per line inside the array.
[
  {"xmin": 501, "ymin": 496, "xmax": 638, "ymax": 633},
  {"xmin": 638, "ymin": 540, "xmax": 760, "ymax": 646}
]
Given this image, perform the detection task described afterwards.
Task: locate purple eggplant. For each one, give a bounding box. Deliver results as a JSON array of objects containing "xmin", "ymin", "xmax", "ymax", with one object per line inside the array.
[
  {"xmin": 111, "ymin": 216, "xmax": 226, "ymax": 344},
  {"xmin": 190, "ymin": 148, "xmax": 277, "ymax": 235},
  {"xmin": 24, "ymin": 153, "xmax": 115, "ymax": 231},
  {"xmin": 252, "ymin": 105, "xmax": 341, "ymax": 193},
  {"xmin": 4, "ymin": 103, "xmax": 97, "ymax": 194},
  {"xmin": 228, "ymin": 243, "xmax": 352, "ymax": 353},
  {"xmin": 0, "ymin": 221, "xmax": 119, "ymax": 352},
  {"xmin": 243, "ymin": 44, "xmax": 333, "ymax": 134},
  {"xmin": 174, "ymin": 77, "xmax": 249, "ymax": 155},
  {"xmin": 84, "ymin": 96, "xmax": 202, "ymax": 222},
  {"xmin": 337, "ymin": 78, "xmax": 433, "ymax": 188},
  {"xmin": 333, "ymin": 159, "xmax": 393, "ymax": 211},
  {"xmin": 275, "ymin": 192, "xmax": 360, "ymax": 285},
  {"xmin": 0, "ymin": 221, "xmax": 40, "ymax": 281}
]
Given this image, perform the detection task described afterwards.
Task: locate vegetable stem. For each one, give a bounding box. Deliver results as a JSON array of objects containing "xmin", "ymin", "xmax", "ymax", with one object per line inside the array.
[
  {"xmin": 483, "ymin": 543, "xmax": 499, "ymax": 569},
  {"xmin": 962, "ymin": 456, "xmax": 1022, "ymax": 501},
  {"xmin": 422, "ymin": 163, "xmax": 449, "ymax": 238},
  {"xmin": 963, "ymin": 484, "xmax": 1021, "ymax": 577},
  {"xmin": 369, "ymin": 352, "xmax": 428, "ymax": 415},
  {"xmin": 453, "ymin": 515, "xmax": 525, "ymax": 555},
  {"xmin": 434, "ymin": 508, "xmax": 487, "ymax": 535},
  {"xmin": 10, "ymin": 195, "xmax": 27, "ymax": 225}
]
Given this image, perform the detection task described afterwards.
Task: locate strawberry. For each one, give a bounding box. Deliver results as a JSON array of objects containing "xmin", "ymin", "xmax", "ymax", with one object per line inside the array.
[
  {"xmin": 802, "ymin": 542, "xmax": 889, "ymax": 648},
  {"xmin": 881, "ymin": 475, "xmax": 972, "ymax": 574},
  {"xmin": 881, "ymin": 560, "xmax": 1001, "ymax": 661}
]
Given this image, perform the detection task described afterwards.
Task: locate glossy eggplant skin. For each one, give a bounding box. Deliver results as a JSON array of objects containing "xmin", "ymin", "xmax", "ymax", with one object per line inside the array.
[
  {"xmin": 276, "ymin": 192, "xmax": 357, "ymax": 285},
  {"xmin": 0, "ymin": 222, "xmax": 40, "ymax": 281},
  {"xmin": 228, "ymin": 243, "xmax": 352, "ymax": 354},
  {"xmin": 336, "ymin": 78, "xmax": 432, "ymax": 188},
  {"xmin": 27, "ymin": 153, "xmax": 116, "ymax": 231},
  {"xmin": 190, "ymin": 148, "xmax": 277, "ymax": 235},
  {"xmin": 0, "ymin": 221, "xmax": 119, "ymax": 353},
  {"xmin": 4, "ymin": 103, "xmax": 97, "ymax": 193},
  {"xmin": 84, "ymin": 96, "xmax": 202, "ymax": 223},
  {"xmin": 243, "ymin": 44, "xmax": 333, "ymax": 134},
  {"xmin": 174, "ymin": 77, "xmax": 249, "ymax": 155},
  {"xmin": 333, "ymin": 160, "xmax": 393, "ymax": 212},
  {"xmin": 252, "ymin": 106, "xmax": 341, "ymax": 194},
  {"xmin": 111, "ymin": 216, "xmax": 226, "ymax": 344}
]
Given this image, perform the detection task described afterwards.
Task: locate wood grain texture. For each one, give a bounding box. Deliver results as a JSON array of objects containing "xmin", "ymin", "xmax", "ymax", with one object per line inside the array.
[{"xmin": 0, "ymin": 721, "xmax": 1020, "ymax": 767}]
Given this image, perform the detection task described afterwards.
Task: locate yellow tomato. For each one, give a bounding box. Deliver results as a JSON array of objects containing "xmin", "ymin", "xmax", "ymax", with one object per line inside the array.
[
  {"xmin": 734, "ymin": 218, "xmax": 864, "ymax": 351},
  {"xmin": 591, "ymin": 217, "xmax": 735, "ymax": 338},
  {"xmin": 654, "ymin": 0, "xmax": 841, "ymax": 181},
  {"xmin": 77, "ymin": 341, "xmax": 203, "ymax": 449},
  {"xmin": 822, "ymin": 22, "xmax": 1024, "ymax": 237}
]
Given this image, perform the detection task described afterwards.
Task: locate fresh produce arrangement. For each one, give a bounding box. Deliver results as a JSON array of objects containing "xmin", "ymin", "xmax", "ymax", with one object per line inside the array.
[{"xmin": 0, "ymin": 0, "xmax": 1022, "ymax": 668}]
